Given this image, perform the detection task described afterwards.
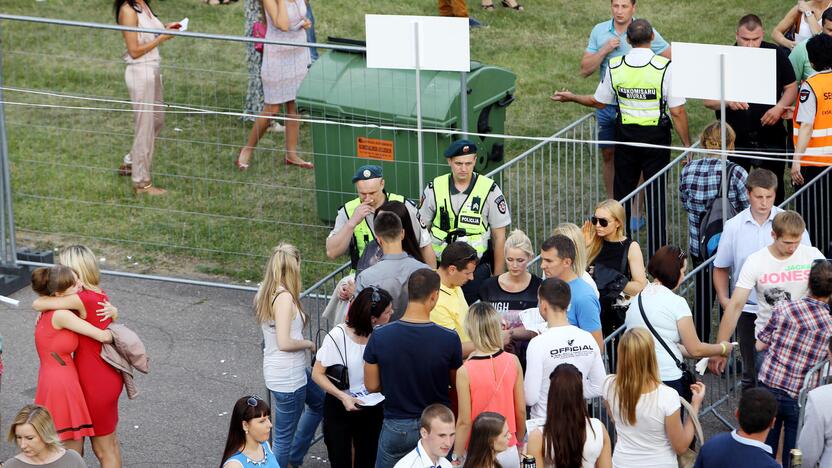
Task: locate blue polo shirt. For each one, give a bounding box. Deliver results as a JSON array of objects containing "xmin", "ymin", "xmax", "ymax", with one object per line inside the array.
[
  {"xmin": 693, "ymin": 431, "xmax": 780, "ymax": 468},
  {"xmin": 586, "ymin": 19, "xmax": 669, "ymax": 80},
  {"xmin": 567, "ymin": 278, "xmax": 602, "ymax": 334}
]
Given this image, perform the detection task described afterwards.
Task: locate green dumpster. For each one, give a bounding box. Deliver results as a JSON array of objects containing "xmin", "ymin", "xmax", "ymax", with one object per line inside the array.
[{"xmin": 297, "ymin": 47, "xmax": 516, "ymax": 222}]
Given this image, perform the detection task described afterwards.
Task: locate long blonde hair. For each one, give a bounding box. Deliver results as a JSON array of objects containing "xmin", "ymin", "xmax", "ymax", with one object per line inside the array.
[
  {"xmin": 58, "ymin": 245, "xmax": 101, "ymax": 290},
  {"xmin": 586, "ymin": 199, "xmax": 627, "ymax": 265},
  {"xmin": 464, "ymin": 302, "xmax": 503, "ymax": 354},
  {"xmin": 553, "ymin": 223, "xmax": 589, "ymax": 275},
  {"xmin": 7, "ymin": 405, "xmax": 62, "ymax": 450},
  {"xmin": 254, "ymin": 243, "xmax": 305, "ymax": 325},
  {"xmin": 613, "ymin": 328, "xmax": 661, "ymax": 425}
]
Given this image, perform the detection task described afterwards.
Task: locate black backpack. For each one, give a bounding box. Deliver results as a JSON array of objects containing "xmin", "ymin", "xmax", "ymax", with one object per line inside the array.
[{"xmin": 699, "ymin": 164, "xmax": 738, "ymax": 259}]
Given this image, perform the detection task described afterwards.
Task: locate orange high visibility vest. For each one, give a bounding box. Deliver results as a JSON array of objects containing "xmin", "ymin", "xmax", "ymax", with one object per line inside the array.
[{"xmin": 793, "ymin": 71, "xmax": 832, "ymax": 167}]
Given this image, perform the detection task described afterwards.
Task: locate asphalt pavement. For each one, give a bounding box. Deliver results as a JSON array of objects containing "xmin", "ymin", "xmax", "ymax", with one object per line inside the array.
[{"xmin": 0, "ymin": 275, "xmax": 330, "ymax": 467}]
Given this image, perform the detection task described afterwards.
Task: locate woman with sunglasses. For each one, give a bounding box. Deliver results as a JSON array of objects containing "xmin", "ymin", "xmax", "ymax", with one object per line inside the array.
[
  {"xmin": 311, "ymin": 287, "xmax": 393, "ymax": 468},
  {"xmin": 220, "ymin": 395, "xmax": 279, "ymax": 468},
  {"xmin": 623, "ymin": 245, "xmax": 733, "ymax": 401},
  {"xmin": 585, "ymin": 199, "xmax": 648, "ymax": 341},
  {"xmin": 255, "ymin": 244, "xmax": 320, "ymax": 467},
  {"xmin": 462, "ymin": 412, "xmax": 512, "ymax": 468}
]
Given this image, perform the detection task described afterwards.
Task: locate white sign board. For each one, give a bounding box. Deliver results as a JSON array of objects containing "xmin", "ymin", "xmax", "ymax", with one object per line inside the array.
[
  {"xmin": 670, "ymin": 42, "xmax": 776, "ymax": 105},
  {"xmin": 365, "ymin": 15, "xmax": 470, "ymax": 72}
]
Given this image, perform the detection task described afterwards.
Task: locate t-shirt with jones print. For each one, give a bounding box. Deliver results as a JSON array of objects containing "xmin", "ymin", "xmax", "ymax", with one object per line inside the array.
[{"xmin": 735, "ymin": 243, "xmax": 824, "ymax": 338}]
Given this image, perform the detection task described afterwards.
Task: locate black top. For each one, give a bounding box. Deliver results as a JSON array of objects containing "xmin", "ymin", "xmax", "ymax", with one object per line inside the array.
[
  {"xmin": 716, "ymin": 41, "xmax": 796, "ymax": 151},
  {"xmin": 478, "ymin": 274, "xmax": 542, "ymax": 329},
  {"xmin": 592, "ymin": 239, "xmax": 632, "ymax": 278}
]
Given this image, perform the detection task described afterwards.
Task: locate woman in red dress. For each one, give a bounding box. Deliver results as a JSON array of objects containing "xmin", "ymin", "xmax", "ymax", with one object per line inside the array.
[
  {"xmin": 33, "ymin": 245, "xmax": 124, "ymax": 467},
  {"xmin": 31, "ymin": 266, "xmax": 114, "ymax": 454}
]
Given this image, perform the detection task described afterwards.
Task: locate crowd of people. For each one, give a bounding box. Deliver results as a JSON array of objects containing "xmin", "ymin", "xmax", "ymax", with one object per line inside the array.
[{"xmin": 4, "ymin": 0, "xmax": 832, "ymax": 467}]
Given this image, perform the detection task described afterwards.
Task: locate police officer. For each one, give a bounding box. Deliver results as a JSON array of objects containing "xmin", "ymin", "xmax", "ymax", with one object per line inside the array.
[
  {"xmin": 326, "ymin": 165, "xmax": 436, "ymax": 272},
  {"xmin": 419, "ymin": 140, "xmax": 512, "ymax": 303},
  {"xmin": 552, "ymin": 18, "xmax": 691, "ymax": 257}
]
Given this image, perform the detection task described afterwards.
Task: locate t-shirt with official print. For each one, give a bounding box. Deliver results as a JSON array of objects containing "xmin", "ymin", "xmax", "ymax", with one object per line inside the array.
[{"xmin": 735, "ymin": 243, "xmax": 824, "ymax": 338}]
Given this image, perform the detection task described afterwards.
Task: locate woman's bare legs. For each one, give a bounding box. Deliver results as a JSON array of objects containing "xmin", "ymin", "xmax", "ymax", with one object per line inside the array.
[
  {"xmin": 238, "ymin": 103, "xmax": 281, "ymax": 168},
  {"xmin": 63, "ymin": 439, "xmax": 83, "ymax": 454},
  {"xmin": 283, "ymin": 100, "xmax": 308, "ymax": 164},
  {"xmin": 91, "ymin": 433, "xmax": 123, "ymax": 468}
]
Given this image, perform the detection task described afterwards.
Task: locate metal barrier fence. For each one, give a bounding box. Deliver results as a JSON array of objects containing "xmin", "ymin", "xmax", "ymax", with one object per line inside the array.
[{"xmin": 798, "ymin": 359, "xmax": 831, "ymax": 435}]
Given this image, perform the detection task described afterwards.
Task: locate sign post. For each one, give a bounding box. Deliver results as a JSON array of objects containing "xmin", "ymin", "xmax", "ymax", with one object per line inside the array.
[{"xmin": 366, "ymin": 15, "xmax": 470, "ymax": 193}]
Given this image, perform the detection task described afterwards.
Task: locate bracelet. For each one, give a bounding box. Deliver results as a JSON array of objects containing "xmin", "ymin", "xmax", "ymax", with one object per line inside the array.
[{"xmin": 720, "ymin": 342, "xmax": 728, "ymax": 356}]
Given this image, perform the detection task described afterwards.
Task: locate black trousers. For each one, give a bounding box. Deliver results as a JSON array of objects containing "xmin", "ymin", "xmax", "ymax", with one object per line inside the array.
[
  {"xmin": 738, "ymin": 312, "xmax": 758, "ymax": 391},
  {"xmin": 322, "ymin": 394, "xmax": 384, "ymax": 468},
  {"xmin": 796, "ymin": 166, "xmax": 832, "ymax": 257},
  {"xmin": 613, "ymin": 141, "xmax": 670, "ymax": 259},
  {"xmin": 691, "ymin": 255, "xmax": 717, "ymax": 343}
]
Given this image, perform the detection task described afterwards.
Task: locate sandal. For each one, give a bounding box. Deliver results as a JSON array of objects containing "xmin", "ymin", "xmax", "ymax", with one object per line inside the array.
[
  {"xmin": 133, "ymin": 183, "xmax": 167, "ymax": 196},
  {"xmin": 284, "ymin": 158, "xmax": 314, "ymax": 169},
  {"xmin": 501, "ymin": 0, "xmax": 524, "ymax": 10},
  {"xmin": 482, "ymin": 3, "xmax": 496, "ymax": 9}
]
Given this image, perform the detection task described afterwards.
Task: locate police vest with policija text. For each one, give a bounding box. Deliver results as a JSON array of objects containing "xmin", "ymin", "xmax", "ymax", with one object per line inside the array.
[
  {"xmin": 430, "ymin": 173, "xmax": 495, "ymax": 257},
  {"xmin": 793, "ymin": 70, "xmax": 832, "ymax": 167},
  {"xmin": 609, "ymin": 54, "xmax": 670, "ymax": 128},
  {"xmin": 343, "ymin": 192, "xmax": 405, "ymax": 271}
]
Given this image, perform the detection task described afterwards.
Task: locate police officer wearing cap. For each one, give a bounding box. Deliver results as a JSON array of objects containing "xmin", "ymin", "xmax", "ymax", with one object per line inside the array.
[
  {"xmin": 552, "ymin": 18, "xmax": 691, "ymax": 257},
  {"xmin": 326, "ymin": 165, "xmax": 436, "ymax": 272},
  {"xmin": 419, "ymin": 139, "xmax": 512, "ymax": 303}
]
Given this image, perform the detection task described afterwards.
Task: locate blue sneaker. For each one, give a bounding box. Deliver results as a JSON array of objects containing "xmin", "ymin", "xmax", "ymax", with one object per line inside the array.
[
  {"xmin": 629, "ymin": 216, "xmax": 646, "ymax": 232},
  {"xmin": 468, "ymin": 16, "xmax": 484, "ymax": 28}
]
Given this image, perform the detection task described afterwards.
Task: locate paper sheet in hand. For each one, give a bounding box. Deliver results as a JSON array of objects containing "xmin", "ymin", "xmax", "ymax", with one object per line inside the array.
[
  {"xmin": 670, "ymin": 42, "xmax": 776, "ymax": 105},
  {"xmin": 365, "ymin": 15, "xmax": 469, "ymax": 72},
  {"xmin": 351, "ymin": 387, "xmax": 385, "ymax": 406},
  {"xmin": 179, "ymin": 18, "xmax": 189, "ymax": 31}
]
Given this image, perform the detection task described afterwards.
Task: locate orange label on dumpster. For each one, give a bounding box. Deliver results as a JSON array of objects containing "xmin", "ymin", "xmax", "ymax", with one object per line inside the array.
[{"xmin": 357, "ymin": 137, "xmax": 394, "ymax": 161}]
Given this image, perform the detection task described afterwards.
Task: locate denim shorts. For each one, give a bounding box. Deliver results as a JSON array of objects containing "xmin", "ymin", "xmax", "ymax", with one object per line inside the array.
[{"xmin": 596, "ymin": 104, "xmax": 618, "ymax": 149}]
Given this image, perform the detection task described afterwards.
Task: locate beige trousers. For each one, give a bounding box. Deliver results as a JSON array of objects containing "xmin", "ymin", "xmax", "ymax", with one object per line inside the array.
[{"xmin": 125, "ymin": 62, "xmax": 164, "ymax": 186}]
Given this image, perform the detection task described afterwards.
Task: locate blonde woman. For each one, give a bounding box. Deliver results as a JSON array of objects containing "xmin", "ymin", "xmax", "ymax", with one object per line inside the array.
[
  {"xmin": 32, "ymin": 246, "xmax": 122, "ymax": 467},
  {"xmin": 454, "ymin": 303, "xmax": 525, "ymax": 468},
  {"xmin": 603, "ymin": 328, "xmax": 704, "ymax": 468},
  {"xmin": 255, "ymin": 243, "xmax": 322, "ymax": 468},
  {"xmin": 584, "ymin": 199, "xmax": 647, "ymax": 339},
  {"xmin": 553, "ymin": 223, "xmax": 599, "ymax": 298},
  {"xmin": 4, "ymin": 405, "xmax": 86, "ymax": 467}
]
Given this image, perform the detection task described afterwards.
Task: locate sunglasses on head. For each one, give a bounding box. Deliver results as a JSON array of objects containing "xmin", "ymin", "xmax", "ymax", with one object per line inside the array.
[
  {"xmin": 370, "ymin": 286, "xmax": 382, "ymax": 310},
  {"xmin": 246, "ymin": 394, "xmax": 263, "ymax": 407},
  {"xmin": 590, "ymin": 216, "xmax": 610, "ymax": 228}
]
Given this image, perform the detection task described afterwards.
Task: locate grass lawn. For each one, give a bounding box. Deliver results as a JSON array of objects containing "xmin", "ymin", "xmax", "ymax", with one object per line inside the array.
[{"xmin": 0, "ymin": 0, "xmax": 787, "ymax": 284}]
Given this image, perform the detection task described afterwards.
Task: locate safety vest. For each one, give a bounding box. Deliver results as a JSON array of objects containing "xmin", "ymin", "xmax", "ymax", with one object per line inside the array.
[
  {"xmin": 793, "ymin": 71, "xmax": 832, "ymax": 167},
  {"xmin": 609, "ymin": 54, "xmax": 670, "ymax": 126},
  {"xmin": 430, "ymin": 173, "xmax": 495, "ymax": 257},
  {"xmin": 343, "ymin": 191, "xmax": 405, "ymax": 270}
]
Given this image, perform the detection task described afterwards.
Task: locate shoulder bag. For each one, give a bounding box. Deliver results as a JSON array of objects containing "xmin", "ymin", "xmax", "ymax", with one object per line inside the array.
[
  {"xmin": 677, "ymin": 397, "xmax": 704, "ymax": 468},
  {"xmin": 592, "ymin": 242, "xmax": 630, "ymax": 303},
  {"xmin": 323, "ymin": 325, "xmax": 350, "ymax": 391},
  {"xmin": 637, "ymin": 293, "xmax": 697, "ymax": 390}
]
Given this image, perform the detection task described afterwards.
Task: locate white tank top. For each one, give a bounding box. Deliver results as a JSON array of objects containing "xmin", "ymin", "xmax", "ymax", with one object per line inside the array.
[
  {"xmin": 262, "ymin": 293, "xmax": 308, "ymax": 393},
  {"xmin": 122, "ymin": 5, "xmax": 164, "ymax": 64}
]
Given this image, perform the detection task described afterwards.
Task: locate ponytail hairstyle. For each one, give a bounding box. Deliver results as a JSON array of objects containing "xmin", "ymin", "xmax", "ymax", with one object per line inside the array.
[{"xmin": 31, "ymin": 266, "xmax": 78, "ymax": 297}]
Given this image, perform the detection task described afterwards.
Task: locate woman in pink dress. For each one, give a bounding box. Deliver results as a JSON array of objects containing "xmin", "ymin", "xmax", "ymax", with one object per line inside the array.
[
  {"xmin": 31, "ymin": 266, "xmax": 114, "ymax": 454},
  {"xmin": 33, "ymin": 246, "xmax": 123, "ymax": 468},
  {"xmin": 236, "ymin": 0, "xmax": 314, "ymax": 170}
]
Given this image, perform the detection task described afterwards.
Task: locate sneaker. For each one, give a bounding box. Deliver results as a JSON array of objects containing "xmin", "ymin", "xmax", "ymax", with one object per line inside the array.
[
  {"xmin": 629, "ymin": 216, "xmax": 646, "ymax": 232},
  {"xmin": 468, "ymin": 16, "xmax": 484, "ymax": 28},
  {"xmin": 268, "ymin": 121, "xmax": 285, "ymax": 133}
]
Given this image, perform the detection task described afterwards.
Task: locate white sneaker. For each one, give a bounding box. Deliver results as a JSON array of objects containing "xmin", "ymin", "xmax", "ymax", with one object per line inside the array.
[{"xmin": 268, "ymin": 121, "xmax": 285, "ymax": 133}]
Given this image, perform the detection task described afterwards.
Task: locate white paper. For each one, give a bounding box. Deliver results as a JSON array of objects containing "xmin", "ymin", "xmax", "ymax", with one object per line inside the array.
[
  {"xmin": 179, "ymin": 17, "xmax": 189, "ymax": 32},
  {"xmin": 365, "ymin": 15, "xmax": 470, "ymax": 72},
  {"xmin": 352, "ymin": 387, "xmax": 385, "ymax": 407},
  {"xmin": 671, "ymin": 42, "xmax": 776, "ymax": 105}
]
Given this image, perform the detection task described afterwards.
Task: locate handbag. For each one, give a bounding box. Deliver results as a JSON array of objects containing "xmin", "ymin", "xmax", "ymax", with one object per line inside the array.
[
  {"xmin": 677, "ymin": 397, "xmax": 704, "ymax": 468},
  {"xmin": 324, "ymin": 326, "xmax": 350, "ymax": 391},
  {"xmin": 251, "ymin": 21, "xmax": 267, "ymax": 54},
  {"xmin": 637, "ymin": 293, "xmax": 697, "ymax": 390}
]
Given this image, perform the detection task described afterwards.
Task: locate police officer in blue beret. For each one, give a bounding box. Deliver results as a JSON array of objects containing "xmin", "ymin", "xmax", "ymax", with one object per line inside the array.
[
  {"xmin": 327, "ymin": 165, "xmax": 436, "ymax": 273},
  {"xmin": 418, "ymin": 140, "xmax": 512, "ymax": 303}
]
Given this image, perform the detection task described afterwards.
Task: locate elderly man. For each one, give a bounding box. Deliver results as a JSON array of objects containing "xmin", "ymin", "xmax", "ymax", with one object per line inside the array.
[
  {"xmin": 553, "ymin": 18, "xmax": 691, "ymax": 257},
  {"xmin": 326, "ymin": 164, "xmax": 436, "ymax": 272}
]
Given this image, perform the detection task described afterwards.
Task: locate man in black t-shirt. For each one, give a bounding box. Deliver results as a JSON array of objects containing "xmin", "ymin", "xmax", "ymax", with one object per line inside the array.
[{"xmin": 704, "ymin": 14, "xmax": 797, "ymax": 204}]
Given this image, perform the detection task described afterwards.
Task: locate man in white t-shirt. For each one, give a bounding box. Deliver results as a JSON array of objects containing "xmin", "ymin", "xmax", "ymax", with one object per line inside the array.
[
  {"xmin": 711, "ymin": 211, "xmax": 824, "ymax": 377},
  {"xmin": 394, "ymin": 404, "xmax": 455, "ymax": 468},
  {"xmin": 524, "ymin": 278, "xmax": 607, "ymax": 420}
]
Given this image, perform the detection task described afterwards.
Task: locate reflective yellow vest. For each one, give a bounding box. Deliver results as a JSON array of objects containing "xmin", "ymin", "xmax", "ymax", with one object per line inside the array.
[
  {"xmin": 430, "ymin": 173, "xmax": 495, "ymax": 257},
  {"xmin": 609, "ymin": 54, "xmax": 669, "ymax": 126},
  {"xmin": 343, "ymin": 192, "xmax": 405, "ymax": 270}
]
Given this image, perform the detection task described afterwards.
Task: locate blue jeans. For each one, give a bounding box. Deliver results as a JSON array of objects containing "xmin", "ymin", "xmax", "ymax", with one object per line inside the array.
[
  {"xmin": 375, "ymin": 418, "xmax": 420, "ymax": 468},
  {"xmin": 271, "ymin": 369, "xmax": 325, "ymax": 467},
  {"xmin": 762, "ymin": 384, "xmax": 799, "ymax": 467},
  {"xmin": 595, "ymin": 104, "xmax": 618, "ymax": 149},
  {"xmin": 305, "ymin": 1, "xmax": 318, "ymax": 62}
]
